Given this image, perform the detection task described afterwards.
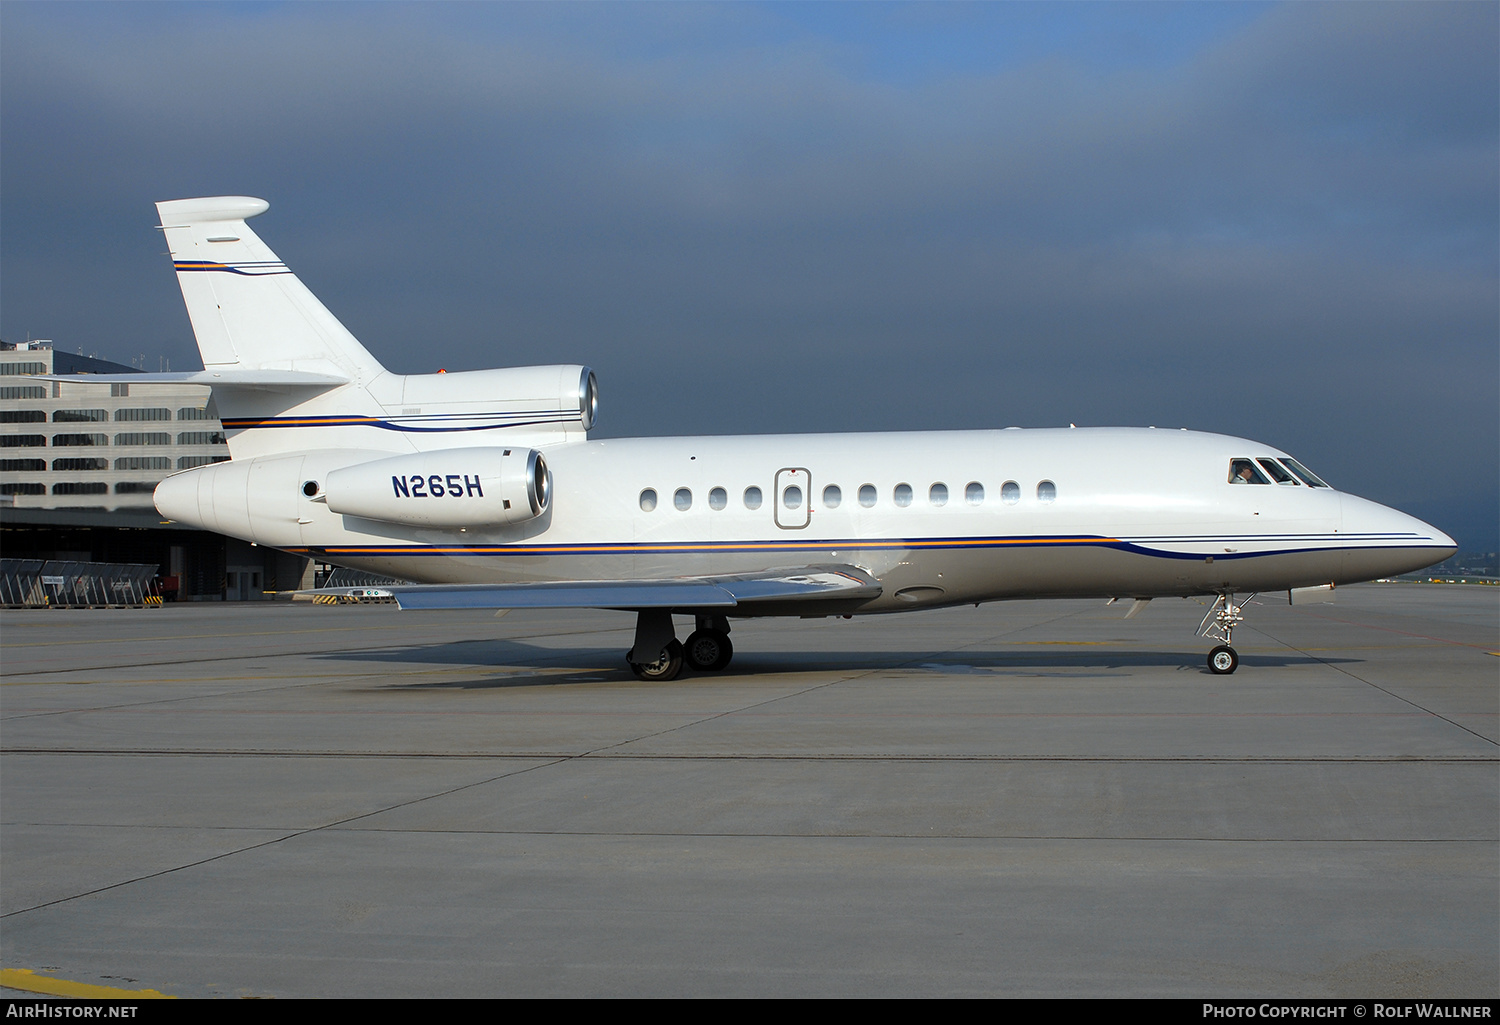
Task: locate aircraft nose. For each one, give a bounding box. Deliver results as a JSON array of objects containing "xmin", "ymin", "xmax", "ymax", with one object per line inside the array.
[{"xmin": 1340, "ymin": 493, "xmax": 1456, "ymax": 579}]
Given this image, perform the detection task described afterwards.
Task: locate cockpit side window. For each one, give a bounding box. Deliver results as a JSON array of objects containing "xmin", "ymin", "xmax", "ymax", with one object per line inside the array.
[
  {"xmin": 1257, "ymin": 458, "xmax": 1298, "ymax": 485},
  {"xmin": 1280, "ymin": 457, "xmax": 1330, "ymax": 488},
  {"xmin": 1228, "ymin": 458, "xmax": 1270, "ymax": 484}
]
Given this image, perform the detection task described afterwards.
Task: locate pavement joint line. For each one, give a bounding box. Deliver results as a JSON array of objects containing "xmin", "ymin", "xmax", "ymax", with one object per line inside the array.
[
  {"xmin": 0, "ymin": 755, "xmax": 572, "ymax": 921},
  {"xmin": 1245, "ymin": 624, "xmax": 1499, "ymax": 749},
  {"xmin": 3, "ymin": 749, "xmax": 1496, "ymax": 762}
]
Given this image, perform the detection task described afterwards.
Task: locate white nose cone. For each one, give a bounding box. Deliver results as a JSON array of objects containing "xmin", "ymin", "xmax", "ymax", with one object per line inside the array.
[{"xmin": 1340, "ymin": 493, "xmax": 1457, "ymax": 579}]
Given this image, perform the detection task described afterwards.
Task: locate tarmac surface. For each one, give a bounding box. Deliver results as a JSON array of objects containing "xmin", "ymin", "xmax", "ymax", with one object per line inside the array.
[{"xmin": 1, "ymin": 584, "xmax": 1496, "ymax": 998}]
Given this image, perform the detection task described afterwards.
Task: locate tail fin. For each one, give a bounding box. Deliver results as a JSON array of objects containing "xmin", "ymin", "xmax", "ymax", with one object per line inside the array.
[
  {"xmin": 156, "ymin": 197, "xmax": 385, "ymax": 382},
  {"xmin": 152, "ymin": 197, "xmax": 593, "ymax": 463}
]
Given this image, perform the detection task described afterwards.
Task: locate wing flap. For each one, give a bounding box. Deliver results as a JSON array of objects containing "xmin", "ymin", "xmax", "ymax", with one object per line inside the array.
[{"xmin": 302, "ymin": 565, "xmax": 881, "ymax": 611}]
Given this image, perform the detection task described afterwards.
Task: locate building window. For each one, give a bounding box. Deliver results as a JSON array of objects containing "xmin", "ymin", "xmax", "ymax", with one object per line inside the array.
[
  {"xmin": 177, "ymin": 455, "xmax": 229, "ymax": 469},
  {"xmin": 0, "ymin": 410, "xmax": 46, "ymax": 423},
  {"xmin": 177, "ymin": 406, "xmax": 211, "ymax": 420},
  {"xmin": 0, "ymin": 386, "xmax": 47, "ymax": 399},
  {"xmin": 52, "ymin": 409, "xmax": 108, "ymax": 422},
  {"xmin": 1, "ymin": 435, "xmax": 46, "ymax": 448},
  {"xmin": 0, "ymin": 362, "xmax": 47, "ymax": 375},
  {"xmin": 116, "ymin": 408, "xmax": 172, "ymax": 421},
  {"xmin": 115, "ymin": 456, "xmax": 173, "ymax": 471},
  {"xmin": 52, "ymin": 458, "xmax": 108, "ymax": 471},
  {"xmin": 52, "ymin": 434, "xmax": 108, "ymax": 447},
  {"xmin": 0, "ymin": 458, "xmax": 46, "ymax": 471},
  {"xmin": 0, "ymin": 482, "xmax": 46, "ymax": 495},
  {"xmin": 114, "ymin": 433, "xmax": 172, "ymax": 446},
  {"xmin": 52, "ymin": 482, "xmax": 109, "ymax": 495},
  {"xmin": 115, "ymin": 482, "xmax": 158, "ymax": 494},
  {"xmin": 177, "ymin": 432, "xmax": 226, "ymax": 446}
]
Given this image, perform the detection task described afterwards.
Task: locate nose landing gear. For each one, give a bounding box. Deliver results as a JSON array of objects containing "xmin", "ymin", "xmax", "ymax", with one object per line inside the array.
[{"xmin": 1199, "ymin": 592, "xmax": 1255, "ymax": 675}]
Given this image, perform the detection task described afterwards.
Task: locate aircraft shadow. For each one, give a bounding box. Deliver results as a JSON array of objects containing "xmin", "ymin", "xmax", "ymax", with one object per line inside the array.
[{"xmin": 316, "ymin": 640, "xmax": 1355, "ymax": 689}]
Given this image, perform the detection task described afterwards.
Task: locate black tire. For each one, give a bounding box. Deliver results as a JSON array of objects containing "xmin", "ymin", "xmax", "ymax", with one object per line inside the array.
[
  {"xmin": 629, "ymin": 639, "xmax": 684, "ymax": 681},
  {"xmin": 1207, "ymin": 644, "xmax": 1239, "ymax": 675},
  {"xmin": 684, "ymin": 630, "xmax": 733, "ymax": 671}
]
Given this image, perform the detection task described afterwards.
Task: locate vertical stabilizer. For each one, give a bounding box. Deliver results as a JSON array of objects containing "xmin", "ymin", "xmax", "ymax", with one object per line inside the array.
[{"xmin": 155, "ymin": 197, "xmax": 386, "ymax": 382}]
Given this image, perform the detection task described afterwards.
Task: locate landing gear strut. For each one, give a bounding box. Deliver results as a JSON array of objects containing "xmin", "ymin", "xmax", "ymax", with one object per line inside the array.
[
  {"xmin": 625, "ymin": 611, "xmax": 734, "ymax": 680},
  {"xmin": 1199, "ymin": 592, "xmax": 1255, "ymax": 675},
  {"xmin": 627, "ymin": 609, "xmax": 684, "ymax": 681}
]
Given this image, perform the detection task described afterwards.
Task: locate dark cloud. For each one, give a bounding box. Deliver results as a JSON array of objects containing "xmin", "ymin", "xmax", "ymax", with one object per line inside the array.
[{"xmin": 2, "ymin": 1, "xmax": 1495, "ymax": 547}]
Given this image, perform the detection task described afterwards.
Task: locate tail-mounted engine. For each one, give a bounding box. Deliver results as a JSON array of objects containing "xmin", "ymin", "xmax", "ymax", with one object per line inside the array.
[{"xmin": 324, "ymin": 447, "xmax": 550, "ymax": 527}]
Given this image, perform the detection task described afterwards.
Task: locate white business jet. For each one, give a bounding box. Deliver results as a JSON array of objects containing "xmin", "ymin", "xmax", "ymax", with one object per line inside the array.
[{"xmin": 56, "ymin": 197, "xmax": 1456, "ymax": 679}]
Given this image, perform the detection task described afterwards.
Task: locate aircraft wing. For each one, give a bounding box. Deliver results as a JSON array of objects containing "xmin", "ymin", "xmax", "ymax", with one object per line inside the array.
[{"xmin": 309, "ymin": 566, "xmax": 881, "ymax": 611}]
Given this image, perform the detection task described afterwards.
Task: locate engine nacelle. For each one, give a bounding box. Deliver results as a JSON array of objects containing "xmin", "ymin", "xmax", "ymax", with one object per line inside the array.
[{"xmin": 324, "ymin": 447, "xmax": 550, "ymax": 527}]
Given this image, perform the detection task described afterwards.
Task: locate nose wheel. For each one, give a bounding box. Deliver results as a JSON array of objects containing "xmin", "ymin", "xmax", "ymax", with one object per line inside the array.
[
  {"xmin": 1207, "ymin": 644, "xmax": 1239, "ymax": 675},
  {"xmin": 1199, "ymin": 592, "xmax": 1254, "ymax": 675}
]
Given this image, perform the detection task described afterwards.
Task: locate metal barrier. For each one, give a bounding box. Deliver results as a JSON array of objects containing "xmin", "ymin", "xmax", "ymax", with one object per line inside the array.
[
  {"xmin": 0, "ymin": 559, "xmax": 160, "ymax": 608},
  {"xmin": 318, "ymin": 568, "xmax": 407, "ymax": 589}
]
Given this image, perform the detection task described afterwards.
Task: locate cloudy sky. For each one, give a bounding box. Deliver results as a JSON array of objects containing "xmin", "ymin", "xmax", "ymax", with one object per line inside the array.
[{"xmin": 2, "ymin": 2, "xmax": 1495, "ymax": 548}]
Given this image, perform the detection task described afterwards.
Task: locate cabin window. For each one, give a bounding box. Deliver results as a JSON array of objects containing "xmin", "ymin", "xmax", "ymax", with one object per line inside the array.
[
  {"xmin": 639, "ymin": 488, "xmax": 657, "ymax": 512},
  {"xmin": 929, "ymin": 482, "xmax": 948, "ymax": 506},
  {"xmin": 1257, "ymin": 458, "xmax": 1298, "ymax": 485},
  {"xmin": 965, "ymin": 482, "xmax": 984, "ymax": 505},
  {"xmin": 1228, "ymin": 459, "xmax": 1270, "ymax": 485},
  {"xmin": 1037, "ymin": 480, "xmax": 1056, "ymax": 503},
  {"xmin": 708, "ymin": 487, "xmax": 727, "ymax": 510},
  {"xmin": 674, "ymin": 488, "xmax": 692, "ymax": 511},
  {"xmin": 743, "ymin": 486, "xmax": 763, "ymax": 510},
  {"xmin": 1001, "ymin": 481, "xmax": 1020, "ymax": 505},
  {"xmin": 858, "ymin": 484, "xmax": 877, "ymax": 508},
  {"xmin": 823, "ymin": 485, "xmax": 841, "ymax": 509},
  {"xmin": 1280, "ymin": 457, "xmax": 1330, "ymax": 488},
  {"xmin": 782, "ymin": 485, "xmax": 803, "ymax": 510}
]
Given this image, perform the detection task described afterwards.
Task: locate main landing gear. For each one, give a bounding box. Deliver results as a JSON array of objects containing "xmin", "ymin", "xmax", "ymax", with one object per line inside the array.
[
  {"xmin": 626, "ymin": 611, "xmax": 732, "ymax": 681},
  {"xmin": 1199, "ymin": 592, "xmax": 1255, "ymax": 675}
]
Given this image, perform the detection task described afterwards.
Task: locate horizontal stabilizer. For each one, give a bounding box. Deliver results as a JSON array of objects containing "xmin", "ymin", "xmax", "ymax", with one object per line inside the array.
[
  {"xmin": 302, "ymin": 567, "xmax": 881, "ymax": 611},
  {"xmin": 39, "ymin": 370, "xmax": 349, "ymax": 391}
]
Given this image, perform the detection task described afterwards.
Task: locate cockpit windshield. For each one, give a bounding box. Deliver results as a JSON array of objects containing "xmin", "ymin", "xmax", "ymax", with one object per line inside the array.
[
  {"xmin": 1280, "ymin": 457, "xmax": 1330, "ymax": 488},
  {"xmin": 1227, "ymin": 456, "xmax": 1332, "ymax": 488},
  {"xmin": 1257, "ymin": 458, "xmax": 1297, "ymax": 485},
  {"xmin": 1228, "ymin": 458, "xmax": 1270, "ymax": 484}
]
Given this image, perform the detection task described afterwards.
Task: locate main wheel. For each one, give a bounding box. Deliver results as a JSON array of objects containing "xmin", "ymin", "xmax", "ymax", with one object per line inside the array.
[
  {"xmin": 684, "ymin": 629, "xmax": 733, "ymax": 671},
  {"xmin": 1207, "ymin": 644, "xmax": 1239, "ymax": 675},
  {"xmin": 629, "ymin": 639, "xmax": 684, "ymax": 681}
]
